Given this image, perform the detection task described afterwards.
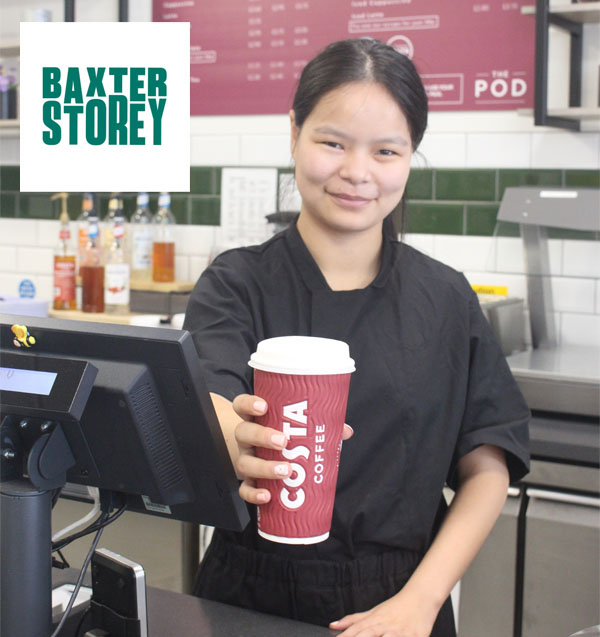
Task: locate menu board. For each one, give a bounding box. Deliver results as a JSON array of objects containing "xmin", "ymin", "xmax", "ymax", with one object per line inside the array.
[{"xmin": 153, "ymin": 1, "xmax": 534, "ymax": 115}]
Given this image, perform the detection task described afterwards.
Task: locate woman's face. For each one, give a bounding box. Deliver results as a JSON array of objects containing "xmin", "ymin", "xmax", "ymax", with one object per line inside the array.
[{"xmin": 290, "ymin": 81, "xmax": 413, "ymax": 236}]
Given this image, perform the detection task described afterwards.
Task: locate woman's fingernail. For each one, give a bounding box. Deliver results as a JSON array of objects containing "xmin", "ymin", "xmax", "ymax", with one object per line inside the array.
[
  {"xmin": 274, "ymin": 464, "xmax": 289, "ymax": 476},
  {"xmin": 257, "ymin": 492, "xmax": 269, "ymax": 503},
  {"xmin": 271, "ymin": 433, "xmax": 286, "ymax": 447},
  {"xmin": 253, "ymin": 400, "xmax": 267, "ymax": 413}
]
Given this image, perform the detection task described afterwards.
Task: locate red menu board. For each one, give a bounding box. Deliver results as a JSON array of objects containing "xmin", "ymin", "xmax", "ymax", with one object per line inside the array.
[{"xmin": 153, "ymin": 1, "xmax": 535, "ymax": 115}]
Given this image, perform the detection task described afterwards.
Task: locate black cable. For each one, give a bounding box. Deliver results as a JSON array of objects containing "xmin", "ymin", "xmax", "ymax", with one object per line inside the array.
[
  {"xmin": 52, "ymin": 504, "xmax": 127, "ymax": 553},
  {"xmin": 49, "ymin": 524, "xmax": 104, "ymax": 637}
]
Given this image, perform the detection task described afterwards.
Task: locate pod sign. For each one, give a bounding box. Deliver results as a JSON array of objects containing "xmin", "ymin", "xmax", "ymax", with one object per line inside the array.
[{"xmin": 20, "ymin": 22, "xmax": 190, "ymax": 192}]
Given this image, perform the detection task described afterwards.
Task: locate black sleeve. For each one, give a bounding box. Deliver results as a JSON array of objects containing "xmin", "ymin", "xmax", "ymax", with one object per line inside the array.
[
  {"xmin": 183, "ymin": 254, "xmax": 257, "ymax": 401},
  {"xmin": 448, "ymin": 285, "xmax": 530, "ymax": 489}
]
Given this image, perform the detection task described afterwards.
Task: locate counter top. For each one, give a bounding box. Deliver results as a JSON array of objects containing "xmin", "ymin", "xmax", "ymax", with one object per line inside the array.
[{"xmin": 507, "ymin": 345, "xmax": 600, "ymax": 418}]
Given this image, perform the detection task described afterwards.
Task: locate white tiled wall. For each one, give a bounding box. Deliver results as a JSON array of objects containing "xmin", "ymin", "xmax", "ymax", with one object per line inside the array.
[
  {"xmin": 405, "ymin": 233, "xmax": 600, "ymax": 348},
  {"xmin": 2, "ymin": 216, "xmax": 598, "ymax": 348}
]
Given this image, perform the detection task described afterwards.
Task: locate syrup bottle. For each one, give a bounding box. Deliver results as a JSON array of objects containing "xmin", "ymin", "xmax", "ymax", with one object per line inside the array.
[
  {"xmin": 152, "ymin": 192, "xmax": 176, "ymax": 283},
  {"xmin": 52, "ymin": 192, "xmax": 76, "ymax": 310},
  {"xmin": 104, "ymin": 204, "xmax": 130, "ymax": 314},
  {"xmin": 80, "ymin": 212, "xmax": 104, "ymax": 313},
  {"xmin": 130, "ymin": 192, "xmax": 153, "ymax": 284}
]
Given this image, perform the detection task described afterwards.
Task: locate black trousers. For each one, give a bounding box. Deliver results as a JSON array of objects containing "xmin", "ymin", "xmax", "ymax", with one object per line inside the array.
[{"xmin": 194, "ymin": 531, "xmax": 456, "ymax": 636}]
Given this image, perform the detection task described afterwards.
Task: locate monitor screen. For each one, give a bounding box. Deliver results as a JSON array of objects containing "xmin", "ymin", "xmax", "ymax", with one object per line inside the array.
[{"xmin": 0, "ymin": 314, "xmax": 249, "ymax": 531}]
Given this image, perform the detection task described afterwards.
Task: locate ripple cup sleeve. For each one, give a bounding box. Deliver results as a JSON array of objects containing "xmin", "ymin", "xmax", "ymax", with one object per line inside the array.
[{"xmin": 248, "ymin": 336, "xmax": 354, "ymax": 544}]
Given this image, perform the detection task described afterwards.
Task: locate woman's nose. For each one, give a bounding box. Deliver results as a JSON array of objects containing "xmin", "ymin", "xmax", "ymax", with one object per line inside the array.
[{"xmin": 338, "ymin": 150, "xmax": 370, "ymax": 184}]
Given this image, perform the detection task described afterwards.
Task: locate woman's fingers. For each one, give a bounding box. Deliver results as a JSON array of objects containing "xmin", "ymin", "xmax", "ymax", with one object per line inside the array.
[
  {"xmin": 239, "ymin": 478, "xmax": 272, "ymax": 504},
  {"xmin": 232, "ymin": 393, "xmax": 267, "ymax": 419},
  {"xmin": 235, "ymin": 420, "xmax": 287, "ymax": 451}
]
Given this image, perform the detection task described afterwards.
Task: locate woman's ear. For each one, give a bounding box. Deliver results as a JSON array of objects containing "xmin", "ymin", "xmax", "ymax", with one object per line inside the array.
[{"xmin": 289, "ymin": 109, "xmax": 299, "ymax": 157}]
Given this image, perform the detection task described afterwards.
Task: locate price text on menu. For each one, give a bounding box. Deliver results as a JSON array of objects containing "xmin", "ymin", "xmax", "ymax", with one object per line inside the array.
[{"xmin": 153, "ymin": 0, "xmax": 534, "ymax": 115}]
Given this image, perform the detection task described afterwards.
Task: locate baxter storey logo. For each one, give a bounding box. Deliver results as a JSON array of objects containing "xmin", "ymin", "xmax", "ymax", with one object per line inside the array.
[
  {"xmin": 20, "ymin": 22, "xmax": 189, "ymax": 192},
  {"xmin": 42, "ymin": 66, "xmax": 167, "ymax": 146}
]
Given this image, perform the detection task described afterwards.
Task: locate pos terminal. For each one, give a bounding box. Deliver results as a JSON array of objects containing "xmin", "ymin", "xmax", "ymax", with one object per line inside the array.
[{"xmin": 0, "ymin": 314, "xmax": 249, "ymax": 637}]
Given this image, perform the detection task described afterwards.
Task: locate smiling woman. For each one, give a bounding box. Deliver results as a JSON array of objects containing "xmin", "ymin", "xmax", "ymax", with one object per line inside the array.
[{"xmin": 184, "ymin": 38, "xmax": 529, "ymax": 637}]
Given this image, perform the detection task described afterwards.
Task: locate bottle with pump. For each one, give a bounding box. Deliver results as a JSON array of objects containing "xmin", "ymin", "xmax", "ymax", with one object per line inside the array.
[
  {"xmin": 80, "ymin": 212, "xmax": 104, "ymax": 313},
  {"xmin": 152, "ymin": 192, "xmax": 176, "ymax": 282},
  {"xmin": 52, "ymin": 192, "xmax": 76, "ymax": 310},
  {"xmin": 104, "ymin": 201, "xmax": 130, "ymax": 314},
  {"xmin": 130, "ymin": 192, "xmax": 153, "ymax": 283},
  {"xmin": 76, "ymin": 193, "xmax": 94, "ymax": 274}
]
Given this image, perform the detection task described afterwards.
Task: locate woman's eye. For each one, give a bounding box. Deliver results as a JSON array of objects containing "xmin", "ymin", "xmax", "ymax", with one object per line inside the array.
[
  {"xmin": 377, "ymin": 149, "xmax": 397, "ymax": 157},
  {"xmin": 322, "ymin": 141, "xmax": 343, "ymax": 149}
]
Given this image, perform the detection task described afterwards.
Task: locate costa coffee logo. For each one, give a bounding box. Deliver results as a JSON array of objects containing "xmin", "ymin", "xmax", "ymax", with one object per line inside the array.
[{"xmin": 280, "ymin": 400, "xmax": 326, "ymax": 510}]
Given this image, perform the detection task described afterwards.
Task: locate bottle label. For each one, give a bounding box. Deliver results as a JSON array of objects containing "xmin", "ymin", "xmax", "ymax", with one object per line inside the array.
[
  {"xmin": 131, "ymin": 228, "xmax": 153, "ymax": 270},
  {"xmin": 105, "ymin": 263, "xmax": 130, "ymax": 305},
  {"xmin": 54, "ymin": 258, "xmax": 76, "ymax": 302},
  {"xmin": 78, "ymin": 227, "xmax": 88, "ymax": 252},
  {"xmin": 59, "ymin": 228, "xmax": 70, "ymax": 241},
  {"xmin": 113, "ymin": 224, "xmax": 124, "ymax": 240}
]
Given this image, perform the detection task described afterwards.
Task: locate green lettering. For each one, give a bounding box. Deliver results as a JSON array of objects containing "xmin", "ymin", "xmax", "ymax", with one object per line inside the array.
[
  {"xmin": 148, "ymin": 98, "xmax": 166, "ymax": 145},
  {"xmin": 148, "ymin": 68, "xmax": 167, "ymax": 97},
  {"xmin": 86, "ymin": 67, "xmax": 106, "ymax": 97},
  {"xmin": 64, "ymin": 68, "xmax": 83, "ymax": 104},
  {"xmin": 63, "ymin": 104, "xmax": 83, "ymax": 144},
  {"xmin": 108, "ymin": 95, "xmax": 128, "ymax": 145},
  {"xmin": 42, "ymin": 67, "xmax": 61, "ymax": 99},
  {"xmin": 109, "ymin": 67, "xmax": 128, "ymax": 93},
  {"xmin": 129, "ymin": 103, "xmax": 145, "ymax": 145},
  {"xmin": 42, "ymin": 101, "xmax": 61, "ymax": 144},
  {"xmin": 130, "ymin": 67, "xmax": 145, "ymax": 101},
  {"xmin": 86, "ymin": 99, "xmax": 106, "ymax": 145}
]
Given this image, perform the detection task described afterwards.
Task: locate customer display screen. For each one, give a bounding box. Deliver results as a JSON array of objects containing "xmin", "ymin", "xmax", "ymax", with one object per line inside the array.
[{"xmin": 0, "ymin": 367, "xmax": 57, "ymax": 396}]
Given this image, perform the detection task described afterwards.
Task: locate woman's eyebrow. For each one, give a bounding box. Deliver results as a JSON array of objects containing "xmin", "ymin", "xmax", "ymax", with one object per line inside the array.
[{"xmin": 313, "ymin": 126, "xmax": 409, "ymax": 147}]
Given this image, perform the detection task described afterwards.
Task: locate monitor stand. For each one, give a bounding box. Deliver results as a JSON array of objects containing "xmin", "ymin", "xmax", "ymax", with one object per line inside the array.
[
  {"xmin": 0, "ymin": 480, "xmax": 53, "ymax": 637},
  {"xmin": 0, "ymin": 416, "xmax": 75, "ymax": 637}
]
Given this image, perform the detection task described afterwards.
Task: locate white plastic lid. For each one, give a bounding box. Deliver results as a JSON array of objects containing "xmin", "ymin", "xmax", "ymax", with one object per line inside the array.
[
  {"xmin": 137, "ymin": 192, "xmax": 149, "ymax": 206},
  {"xmin": 249, "ymin": 336, "xmax": 355, "ymax": 375}
]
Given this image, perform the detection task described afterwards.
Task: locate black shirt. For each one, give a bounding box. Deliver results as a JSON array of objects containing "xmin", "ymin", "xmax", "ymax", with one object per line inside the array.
[{"xmin": 183, "ymin": 221, "xmax": 530, "ymax": 560}]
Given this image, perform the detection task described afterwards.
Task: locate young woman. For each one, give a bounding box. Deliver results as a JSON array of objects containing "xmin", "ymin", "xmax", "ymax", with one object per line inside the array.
[{"xmin": 184, "ymin": 38, "xmax": 529, "ymax": 637}]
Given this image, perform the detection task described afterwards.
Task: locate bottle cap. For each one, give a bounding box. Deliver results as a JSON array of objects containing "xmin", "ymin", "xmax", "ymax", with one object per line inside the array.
[
  {"xmin": 158, "ymin": 192, "xmax": 171, "ymax": 207},
  {"xmin": 137, "ymin": 192, "xmax": 149, "ymax": 206}
]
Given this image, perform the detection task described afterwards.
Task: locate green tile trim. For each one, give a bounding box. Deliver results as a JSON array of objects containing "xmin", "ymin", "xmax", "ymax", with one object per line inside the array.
[
  {"xmin": 19, "ymin": 193, "xmax": 55, "ymax": 219},
  {"xmin": 406, "ymin": 169, "xmax": 433, "ymax": 200},
  {"xmin": 406, "ymin": 202, "xmax": 464, "ymax": 234},
  {"xmin": 0, "ymin": 165, "xmax": 19, "ymax": 191},
  {"xmin": 190, "ymin": 167, "xmax": 219, "ymax": 195},
  {"xmin": 190, "ymin": 196, "xmax": 220, "ymax": 225},
  {"xmin": 435, "ymin": 169, "xmax": 496, "ymax": 202},
  {"xmin": 170, "ymin": 195, "xmax": 190, "ymax": 224},
  {"xmin": 0, "ymin": 193, "xmax": 17, "ymax": 217},
  {"xmin": 465, "ymin": 204, "xmax": 500, "ymax": 236},
  {"xmin": 498, "ymin": 169, "xmax": 562, "ymax": 199},
  {"xmin": 547, "ymin": 228, "xmax": 598, "ymax": 240},
  {"xmin": 564, "ymin": 170, "xmax": 600, "ymax": 189}
]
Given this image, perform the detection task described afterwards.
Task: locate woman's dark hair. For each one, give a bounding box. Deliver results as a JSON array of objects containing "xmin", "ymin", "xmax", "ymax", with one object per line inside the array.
[
  {"xmin": 291, "ymin": 39, "xmax": 428, "ymax": 238},
  {"xmin": 292, "ymin": 38, "xmax": 428, "ymax": 151}
]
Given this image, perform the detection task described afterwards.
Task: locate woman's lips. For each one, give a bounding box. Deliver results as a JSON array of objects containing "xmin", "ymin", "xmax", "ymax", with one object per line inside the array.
[{"xmin": 328, "ymin": 192, "xmax": 374, "ymax": 207}]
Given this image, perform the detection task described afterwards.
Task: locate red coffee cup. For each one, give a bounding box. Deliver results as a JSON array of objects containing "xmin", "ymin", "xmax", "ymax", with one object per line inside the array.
[{"xmin": 249, "ymin": 336, "xmax": 355, "ymax": 544}]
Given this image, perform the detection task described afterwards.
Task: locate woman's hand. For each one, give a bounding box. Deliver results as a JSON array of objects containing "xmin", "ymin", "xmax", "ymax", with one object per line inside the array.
[
  {"xmin": 232, "ymin": 394, "xmax": 290, "ymax": 504},
  {"xmin": 231, "ymin": 393, "xmax": 354, "ymax": 505},
  {"xmin": 329, "ymin": 586, "xmax": 438, "ymax": 637}
]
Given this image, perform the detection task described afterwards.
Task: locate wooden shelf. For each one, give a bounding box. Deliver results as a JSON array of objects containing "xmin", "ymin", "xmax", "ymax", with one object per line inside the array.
[
  {"xmin": 48, "ymin": 308, "xmax": 146, "ymax": 324},
  {"xmin": 522, "ymin": 2, "xmax": 600, "ymax": 23},
  {"xmin": 0, "ymin": 39, "xmax": 20, "ymax": 57},
  {"xmin": 130, "ymin": 280, "xmax": 195, "ymax": 292}
]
